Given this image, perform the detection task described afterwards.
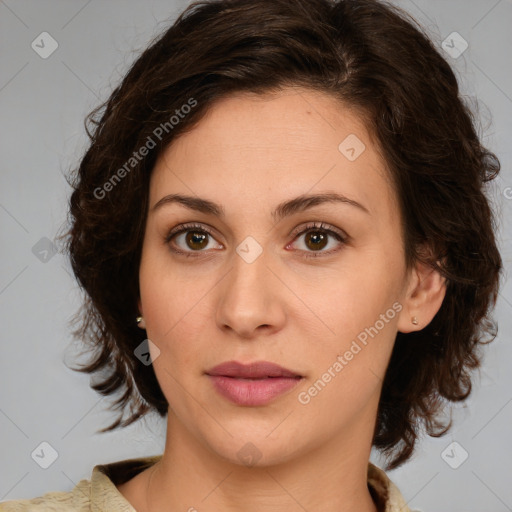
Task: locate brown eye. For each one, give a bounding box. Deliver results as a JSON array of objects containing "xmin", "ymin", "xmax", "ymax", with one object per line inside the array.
[
  {"xmin": 185, "ymin": 230, "xmax": 209, "ymax": 250},
  {"xmin": 289, "ymin": 222, "xmax": 347, "ymax": 258},
  {"xmin": 304, "ymin": 231, "xmax": 328, "ymax": 251},
  {"xmin": 165, "ymin": 223, "xmax": 223, "ymax": 256}
]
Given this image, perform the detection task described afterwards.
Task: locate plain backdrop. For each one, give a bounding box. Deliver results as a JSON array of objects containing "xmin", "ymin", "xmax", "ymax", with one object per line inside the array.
[{"xmin": 1, "ymin": 1, "xmax": 511, "ymax": 511}]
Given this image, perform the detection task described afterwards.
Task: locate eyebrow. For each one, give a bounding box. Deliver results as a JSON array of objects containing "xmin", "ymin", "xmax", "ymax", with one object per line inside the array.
[{"xmin": 151, "ymin": 192, "xmax": 370, "ymax": 221}]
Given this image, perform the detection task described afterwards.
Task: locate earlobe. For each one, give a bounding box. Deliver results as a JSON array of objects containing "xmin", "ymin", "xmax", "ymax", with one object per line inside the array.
[
  {"xmin": 397, "ymin": 260, "xmax": 446, "ymax": 333},
  {"xmin": 137, "ymin": 298, "xmax": 146, "ymax": 329}
]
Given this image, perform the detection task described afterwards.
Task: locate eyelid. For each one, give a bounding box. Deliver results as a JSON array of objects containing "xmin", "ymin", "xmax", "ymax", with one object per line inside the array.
[
  {"xmin": 288, "ymin": 221, "xmax": 348, "ymax": 241},
  {"xmin": 165, "ymin": 221, "xmax": 217, "ymax": 241}
]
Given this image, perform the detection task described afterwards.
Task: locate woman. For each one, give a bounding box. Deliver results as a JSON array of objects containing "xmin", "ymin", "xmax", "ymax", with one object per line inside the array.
[{"xmin": 1, "ymin": 0, "xmax": 502, "ymax": 510}]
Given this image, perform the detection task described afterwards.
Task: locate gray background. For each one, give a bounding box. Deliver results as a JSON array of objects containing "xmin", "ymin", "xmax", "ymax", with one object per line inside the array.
[{"xmin": 1, "ymin": 1, "xmax": 511, "ymax": 510}]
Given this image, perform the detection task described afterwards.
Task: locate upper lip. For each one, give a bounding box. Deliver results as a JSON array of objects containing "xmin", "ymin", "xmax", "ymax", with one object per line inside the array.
[{"xmin": 206, "ymin": 361, "xmax": 301, "ymax": 379}]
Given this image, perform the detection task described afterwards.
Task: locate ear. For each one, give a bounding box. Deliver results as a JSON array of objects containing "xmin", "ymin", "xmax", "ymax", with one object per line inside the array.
[{"xmin": 397, "ymin": 259, "xmax": 447, "ymax": 333}]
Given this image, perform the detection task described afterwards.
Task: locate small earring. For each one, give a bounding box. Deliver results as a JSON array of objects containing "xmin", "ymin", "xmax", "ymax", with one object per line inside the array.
[
  {"xmin": 411, "ymin": 316, "xmax": 419, "ymax": 325},
  {"xmin": 136, "ymin": 316, "xmax": 146, "ymax": 329}
]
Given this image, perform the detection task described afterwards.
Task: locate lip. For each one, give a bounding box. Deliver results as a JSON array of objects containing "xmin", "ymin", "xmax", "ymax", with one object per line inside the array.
[
  {"xmin": 207, "ymin": 360, "xmax": 301, "ymax": 379},
  {"xmin": 206, "ymin": 361, "xmax": 303, "ymax": 406}
]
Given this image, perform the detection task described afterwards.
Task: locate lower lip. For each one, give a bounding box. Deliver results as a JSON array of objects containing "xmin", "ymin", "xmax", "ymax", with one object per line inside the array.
[{"xmin": 208, "ymin": 375, "xmax": 302, "ymax": 406}]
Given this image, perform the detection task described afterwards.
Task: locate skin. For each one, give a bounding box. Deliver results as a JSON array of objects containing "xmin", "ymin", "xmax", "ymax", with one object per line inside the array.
[{"xmin": 117, "ymin": 86, "xmax": 446, "ymax": 512}]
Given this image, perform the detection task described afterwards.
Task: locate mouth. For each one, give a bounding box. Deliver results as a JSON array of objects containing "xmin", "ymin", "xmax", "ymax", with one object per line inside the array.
[{"xmin": 206, "ymin": 360, "xmax": 303, "ymax": 406}]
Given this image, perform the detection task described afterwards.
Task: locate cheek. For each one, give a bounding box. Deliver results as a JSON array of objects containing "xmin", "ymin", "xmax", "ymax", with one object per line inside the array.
[
  {"xmin": 297, "ymin": 256, "xmax": 403, "ymax": 389},
  {"xmin": 139, "ymin": 266, "xmax": 210, "ymax": 410},
  {"xmin": 141, "ymin": 282, "xmax": 211, "ymax": 363},
  {"xmin": 138, "ymin": 257, "xmax": 200, "ymax": 372},
  {"xmin": 139, "ymin": 240, "xmax": 215, "ymax": 334},
  {"xmin": 295, "ymin": 314, "xmax": 399, "ymax": 431},
  {"xmin": 306, "ymin": 256, "xmax": 402, "ymax": 335}
]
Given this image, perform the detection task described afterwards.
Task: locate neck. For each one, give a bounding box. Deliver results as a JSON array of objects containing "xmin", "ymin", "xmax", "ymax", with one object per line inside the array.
[{"xmin": 146, "ymin": 411, "xmax": 379, "ymax": 512}]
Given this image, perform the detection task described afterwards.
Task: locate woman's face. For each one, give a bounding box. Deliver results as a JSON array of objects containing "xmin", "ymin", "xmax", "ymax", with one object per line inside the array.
[{"xmin": 138, "ymin": 87, "xmax": 414, "ymax": 466}]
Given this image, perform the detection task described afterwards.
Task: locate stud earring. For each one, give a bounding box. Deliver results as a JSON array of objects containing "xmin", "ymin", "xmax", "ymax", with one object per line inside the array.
[
  {"xmin": 136, "ymin": 316, "xmax": 146, "ymax": 329},
  {"xmin": 411, "ymin": 316, "xmax": 419, "ymax": 325}
]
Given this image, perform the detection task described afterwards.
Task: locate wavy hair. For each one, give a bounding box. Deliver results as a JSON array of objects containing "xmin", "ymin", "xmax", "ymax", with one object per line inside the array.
[{"xmin": 59, "ymin": 0, "xmax": 502, "ymax": 469}]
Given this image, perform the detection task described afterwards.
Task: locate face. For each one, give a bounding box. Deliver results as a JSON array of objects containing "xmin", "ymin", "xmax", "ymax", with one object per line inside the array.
[{"xmin": 138, "ymin": 86, "xmax": 414, "ymax": 467}]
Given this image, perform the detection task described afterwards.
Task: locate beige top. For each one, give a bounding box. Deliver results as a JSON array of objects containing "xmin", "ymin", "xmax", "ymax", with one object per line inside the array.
[{"xmin": 0, "ymin": 456, "xmax": 412, "ymax": 512}]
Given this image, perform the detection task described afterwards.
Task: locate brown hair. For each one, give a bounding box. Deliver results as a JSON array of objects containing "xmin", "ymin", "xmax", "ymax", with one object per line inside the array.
[{"xmin": 60, "ymin": 0, "xmax": 502, "ymax": 469}]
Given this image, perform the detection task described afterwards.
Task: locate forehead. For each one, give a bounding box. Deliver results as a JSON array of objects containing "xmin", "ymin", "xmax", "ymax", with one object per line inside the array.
[{"xmin": 149, "ymin": 87, "xmax": 398, "ymax": 222}]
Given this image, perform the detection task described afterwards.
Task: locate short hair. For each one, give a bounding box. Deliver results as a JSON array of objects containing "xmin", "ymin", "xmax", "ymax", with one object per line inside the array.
[{"xmin": 61, "ymin": 0, "xmax": 502, "ymax": 470}]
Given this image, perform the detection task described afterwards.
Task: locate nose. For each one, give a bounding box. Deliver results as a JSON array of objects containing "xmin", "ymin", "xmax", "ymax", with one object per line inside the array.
[{"xmin": 215, "ymin": 246, "xmax": 287, "ymax": 339}]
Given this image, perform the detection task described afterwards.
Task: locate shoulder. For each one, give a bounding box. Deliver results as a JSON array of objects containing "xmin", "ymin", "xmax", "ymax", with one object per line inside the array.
[
  {"xmin": 368, "ymin": 462, "xmax": 418, "ymax": 512},
  {"xmin": 0, "ymin": 478, "xmax": 91, "ymax": 511},
  {"xmin": 0, "ymin": 455, "xmax": 161, "ymax": 512}
]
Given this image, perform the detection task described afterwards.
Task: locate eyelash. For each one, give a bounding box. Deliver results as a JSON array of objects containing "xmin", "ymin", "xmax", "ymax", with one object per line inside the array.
[{"xmin": 164, "ymin": 221, "xmax": 347, "ymax": 259}]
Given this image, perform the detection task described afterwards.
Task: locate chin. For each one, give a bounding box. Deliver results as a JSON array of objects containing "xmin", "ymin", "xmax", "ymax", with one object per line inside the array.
[{"xmin": 204, "ymin": 430, "xmax": 304, "ymax": 469}]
